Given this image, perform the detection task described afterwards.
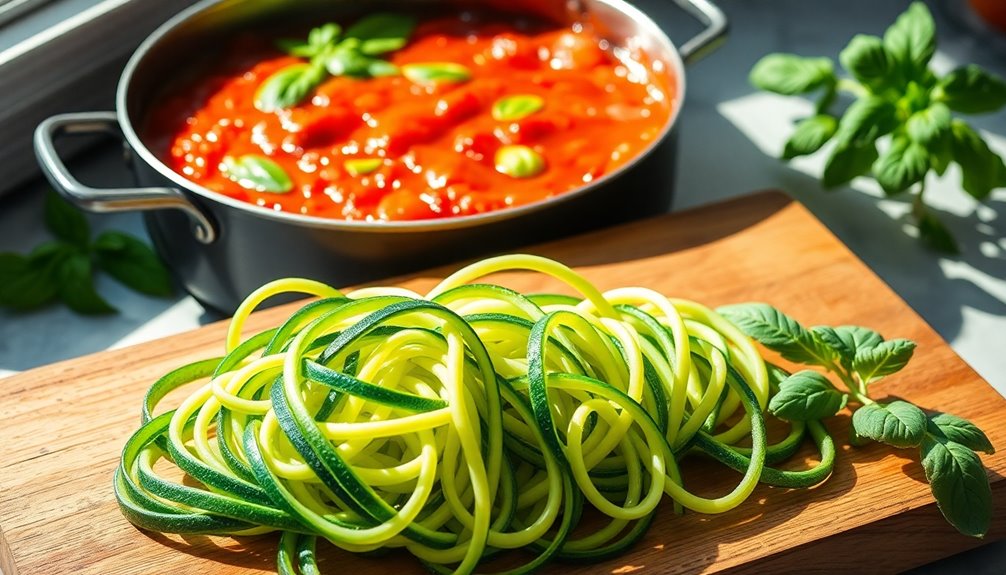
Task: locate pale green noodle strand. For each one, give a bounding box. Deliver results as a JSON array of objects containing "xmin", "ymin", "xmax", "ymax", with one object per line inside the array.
[{"xmin": 115, "ymin": 254, "xmax": 834, "ymax": 575}]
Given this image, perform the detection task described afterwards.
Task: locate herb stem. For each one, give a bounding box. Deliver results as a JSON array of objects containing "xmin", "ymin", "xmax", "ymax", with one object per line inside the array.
[
  {"xmin": 822, "ymin": 360, "xmax": 874, "ymax": 405},
  {"xmin": 817, "ymin": 355, "xmax": 876, "ymax": 405},
  {"xmin": 848, "ymin": 389, "xmax": 874, "ymax": 406},
  {"xmin": 824, "ymin": 359, "xmax": 857, "ymax": 391},
  {"xmin": 836, "ymin": 78, "xmax": 869, "ymax": 98},
  {"xmin": 816, "ymin": 83, "xmax": 838, "ymax": 115},
  {"xmin": 912, "ymin": 181, "xmax": 927, "ymax": 219}
]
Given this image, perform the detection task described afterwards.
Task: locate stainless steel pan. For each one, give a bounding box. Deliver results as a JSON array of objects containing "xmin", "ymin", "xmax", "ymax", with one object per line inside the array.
[{"xmin": 36, "ymin": 0, "xmax": 726, "ymax": 313}]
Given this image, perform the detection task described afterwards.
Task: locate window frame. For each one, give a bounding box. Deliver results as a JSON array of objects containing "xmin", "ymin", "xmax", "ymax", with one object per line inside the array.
[{"xmin": 0, "ymin": 0, "xmax": 197, "ymax": 197}]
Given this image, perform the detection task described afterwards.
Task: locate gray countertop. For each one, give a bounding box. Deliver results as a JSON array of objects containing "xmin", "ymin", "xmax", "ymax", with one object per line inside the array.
[{"xmin": 1, "ymin": 0, "xmax": 1004, "ymax": 572}]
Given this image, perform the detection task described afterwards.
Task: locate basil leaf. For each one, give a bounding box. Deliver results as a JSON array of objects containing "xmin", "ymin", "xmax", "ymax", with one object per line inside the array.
[
  {"xmin": 309, "ymin": 23, "xmax": 342, "ymax": 50},
  {"xmin": 915, "ymin": 206, "xmax": 960, "ymax": 254},
  {"xmin": 928, "ymin": 128, "xmax": 954, "ymax": 177},
  {"xmin": 928, "ymin": 414, "xmax": 995, "ymax": 455},
  {"xmin": 255, "ymin": 63, "xmax": 326, "ymax": 111},
  {"xmin": 834, "ymin": 96, "xmax": 898, "ymax": 146},
  {"xmin": 907, "ymin": 103, "xmax": 951, "ymax": 147},
  {"xmin": 950, "ymin": 120, "xmax": 1006, "ymax": 201},
  {"xmin": 852, "ymin": 400, "xmax": 927, "ymax": 448},
  {"xmin": 921, "ymin": 435, "xmax": 992, "ymax": 538},
  {"xmin": 852, "ymin": 338, "xmax": 916, "ymax": 383},
  {"xmin": 222, "ymin": 155, "xmax": 294, "ymax": 194},
  {"xmin": 492, "ymin": 95, "xmax": 545, "ymax": 122},
  {"xmin": 765, "ymin": 362, "xmax": 792, "ymax": 389},
  {"xmin": 823, "ymin": 140, "xmax": 879, "ymax": 189},
  {"xmin": 883, "ymin": 2, "xmax": 936, "ymax": 79},
  {"xmin": 719, "ymin": 303, "xmax": 807, "ymax": 347},
  {"xmin": 279, "ymin": 23, "xmax": 341, "ymax": 58},
  {"xmin": 718, "ymin": 303, "xmax": 833, "ymax": 366},
  {"xmin": 934, "ymin": 65, "xmax": 1006, "ymax": 114},
  {"xmin": 345, "ymin": 13, "xmax": 415, "ymax": 44},
  {"xmin": 44, "ymin": 191, "xmax": 90, "ymax": 246},
  {"xmin": 0, "ymin": 243, "xmax": 80, "ymax": 311},
  {"xmin": 29, "ymin": 241, "xmax": 76, "ymax": 263},
  {"xmin": 0, "ymin": 253, "xmax": 25, "ymax": 276},
  {"xmin": 782, "ymin": 115, "xmax": 837, "ymax": 159},
  {"xmin": 0, "ymin": 252, "xmax": 57, "ymax": 311},
  {"xmin": 367, "ymin": 60, "xmax": 400, "ymax": 77},
  {"xmin": 344, "ymin": 158, "xmax": 384, "ymax": 177},
  {"xmin": 873, "ymin": 135, "xmax": 929, "ymax": 196},
  {"xmin": 495, "ymin": 145, "xmax": 545, "ymax": 179},
  {"xmin": 839, "ymin": 34, "xmax": 894, "ymax": 91},
  {"xmin": 402, "ymin": 62, "xmax": 472, "ymax": 85},
  {"xmin": 276, "ymin": 39, "xmax": 316, "ymax": 58},
  {"xmin": 326, "ymin": 47, "xmax": 373, "ymax": 77},
  {"xmin": 361, "ymin": 37, "xmax": 409, "ymax": 56},
  {"xmin": 768, "ymin": 370, "xmax": 848, "ymax": 421},
  {"xmin": 811, "ymin": 325, "xmax": 883, "ymax": 370},
  {"xmin": 749, "ymin": 54, "xmax": 835, "ymax": 95},
  {"xmin": 57, "ymin": 253, "xmax": 116, "ymax": 315},
  {"xmin": 93, "ymin": 231, "xmax": 173, "ymax": 297}
]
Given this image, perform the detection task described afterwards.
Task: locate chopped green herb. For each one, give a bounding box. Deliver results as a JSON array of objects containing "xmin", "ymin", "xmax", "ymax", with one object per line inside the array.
[
  {"xmin": 492, "ymin": 94, "xmax": 545, "ymax": 122},
  {"xmin": 222, "ymin": 155, "xmax": 294, "ymax": 194},
  {"xmin": 495, "ymin": 145, "xmax": 545, "ymax": 178},
  {"xmin": 344, "ymin": 158, "xmax": 384, "ymax": 176},
  {"xmin": 402, "ymin": 62, "xmax": 472, "ymax": 85}
]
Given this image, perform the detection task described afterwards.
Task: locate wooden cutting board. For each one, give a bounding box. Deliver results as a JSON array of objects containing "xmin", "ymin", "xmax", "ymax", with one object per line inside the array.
[{"xmin": 2, "ymin": 191, "xmax": 1005, "ymax": 575}]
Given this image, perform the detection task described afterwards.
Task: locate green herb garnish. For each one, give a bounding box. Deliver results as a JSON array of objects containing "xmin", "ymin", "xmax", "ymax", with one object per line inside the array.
[
  {"xmin": 495, "ymin": 145, "xmax": 545, "ymax": 179},
  {"xmin": 750, "ymin": 2, "xmax": 1006, "ymax": 253},
  {"xmin": 222, "ymin": 155, "xmax": 294, "ymax": 193},
  {"xmin": 344, "ymin": 13, "xmax": 415, "ymax": 55},
  {"xmin": 278, "ymin": 23, "xmax": 342, "ymax": 58},
  {"xmin": 255, "ymin": 63, "xmax": 326, "ymax": 112},
  {"xmin": 767, "ymin": 370, "xmax": 848, "ymax": 421},
  {"xmin": 492, "ymin": 94, "xmax": 545, "ymax": 122},
  {"xmin": 0, "ymin": 192, "xmax": 173, "ymax": 315},
  {"xmin": 401, "ymin": 62, "xmax": 472, "ymax": 85},
  {"xmin": 256, "ymin": 14, "xmax": 416, "ymax": 112},
  {"xmin": 720, "ymin": 302, "xmax": 994, "ymax": 537},
  {"xmin": 343, "ymin": 158, "xmax": 384, "ymax": 176}
]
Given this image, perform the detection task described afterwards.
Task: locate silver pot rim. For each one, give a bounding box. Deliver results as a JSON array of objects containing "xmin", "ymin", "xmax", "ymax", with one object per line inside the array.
[{"xmin": 116, "ymin": 0, "xmax": 686, "ymax": 233}]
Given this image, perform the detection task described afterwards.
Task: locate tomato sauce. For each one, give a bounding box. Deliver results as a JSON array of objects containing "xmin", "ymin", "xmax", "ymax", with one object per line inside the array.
[{"xmin": 150, "ymin": 12, "xmax": 675, "ymax": 221}]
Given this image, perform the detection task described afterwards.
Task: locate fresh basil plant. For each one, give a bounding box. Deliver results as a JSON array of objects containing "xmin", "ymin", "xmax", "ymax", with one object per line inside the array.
[
  {"xmin": 721, "ymin": 302, "xmax": 994, "ymax": 537},
  {"xmin": 751, "ymin": 2, "xmax": 1006, "ymax": 253},
  {"xmin": 0, "ymin": 192, "xmax": 173, "ymax": 315}
]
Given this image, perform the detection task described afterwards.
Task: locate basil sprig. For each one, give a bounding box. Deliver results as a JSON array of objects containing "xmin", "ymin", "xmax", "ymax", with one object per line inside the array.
[
  {"xmin": 256, "ymin": 13, "xmax": 416, "ymax": 112},
  {"xmin": 750, "ymin": 2, "xmax": 1006, "ymax": 253},
  {"xmin": 720, "ymin": 302, "xmax": 994, "ymax": 537},
  {"xmin": 0, "ymin": 192, "xmax": 173, "ymax": 315}
]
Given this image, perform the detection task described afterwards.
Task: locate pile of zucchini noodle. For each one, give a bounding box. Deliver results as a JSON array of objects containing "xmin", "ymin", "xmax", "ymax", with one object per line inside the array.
[{"xmin": 115, "ymin": 254, "xmax": 835, "ymax": 574}]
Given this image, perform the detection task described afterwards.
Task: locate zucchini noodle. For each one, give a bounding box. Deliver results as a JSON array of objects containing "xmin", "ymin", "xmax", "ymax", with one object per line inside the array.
[{"xmin": 114, "ymin": 254, "xmax": 834, "ymax": 574}]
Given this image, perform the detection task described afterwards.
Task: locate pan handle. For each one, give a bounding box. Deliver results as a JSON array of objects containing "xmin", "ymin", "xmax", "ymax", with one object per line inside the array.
[
  {"xmin": 671, "ymin": 0, "xmax": 728, "ymax": 65},
  {"xmin": 34, "ymin": 112, "xmax": 216, "ymax": 244}
]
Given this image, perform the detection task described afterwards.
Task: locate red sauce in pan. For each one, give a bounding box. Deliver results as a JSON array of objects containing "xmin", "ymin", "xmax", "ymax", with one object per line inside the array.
[{"xmin": 149, "ymin": 12, "xmax": 675, "ymax": 221}]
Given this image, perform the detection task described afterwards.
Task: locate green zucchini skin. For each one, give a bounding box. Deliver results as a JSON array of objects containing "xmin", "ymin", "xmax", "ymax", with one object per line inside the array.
[{"xmin": 114, "ymin": 258, "xmax": 836, "ymax": 574}]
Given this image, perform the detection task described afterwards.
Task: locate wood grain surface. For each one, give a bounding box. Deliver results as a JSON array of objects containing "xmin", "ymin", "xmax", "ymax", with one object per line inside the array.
[{"xmin": 2, "ymin": 191, "xmax": 1004, "ymax": 575}]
